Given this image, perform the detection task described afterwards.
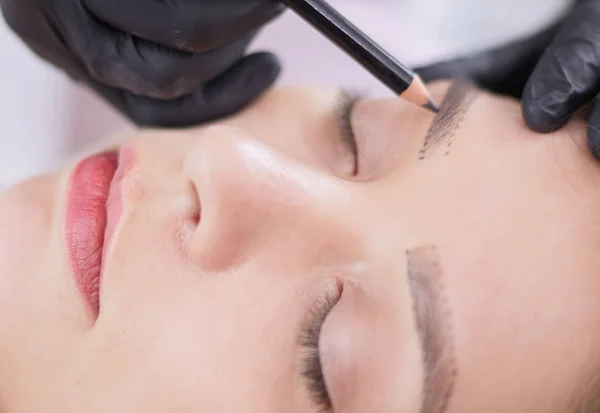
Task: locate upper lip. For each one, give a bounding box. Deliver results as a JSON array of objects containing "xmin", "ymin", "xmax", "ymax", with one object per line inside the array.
[{"xmin": 64, "ymin": 145, "xmax": 132, "ymax": 321}]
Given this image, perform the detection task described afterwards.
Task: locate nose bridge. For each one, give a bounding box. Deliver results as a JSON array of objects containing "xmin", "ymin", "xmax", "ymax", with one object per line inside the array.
[
  {"xmin": 183, "ymin": 125, "xmax": 353, "ymax": 270},
  {"xmin": 185, "ymin": 125, "xmax": 338, "ymax": 216}
]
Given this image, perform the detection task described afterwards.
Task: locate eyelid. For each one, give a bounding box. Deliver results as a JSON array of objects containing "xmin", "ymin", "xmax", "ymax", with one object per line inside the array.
[
  {"xmin": 347, "ymin": 96, "xmax": 418, "ymax": 181},
  {"xmin": 336, "ymin": 90, "xmax": 365, "ymax": 176},
  {"xmin": 299, "ymin": 283, "xmax": 344, "ymax": 411}
]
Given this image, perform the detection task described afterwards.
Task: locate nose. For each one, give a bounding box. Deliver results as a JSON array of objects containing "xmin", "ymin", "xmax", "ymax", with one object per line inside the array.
[{"xmin": 183, "ymin": 125, "xmax": 353, "ymax": 271}]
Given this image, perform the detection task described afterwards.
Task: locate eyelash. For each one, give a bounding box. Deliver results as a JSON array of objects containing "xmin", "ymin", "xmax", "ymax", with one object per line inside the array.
[
  {"xmin": 299, "ymin": 288, "xmax": 343, "ymax": 412},
  {"xmin": 337, "ymin": 91, "xmax": 363, "ymax": 176}
]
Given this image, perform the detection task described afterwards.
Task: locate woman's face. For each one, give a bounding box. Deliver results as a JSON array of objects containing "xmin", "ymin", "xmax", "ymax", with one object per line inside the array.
[{"xmin": 2, "ymin": 80, "xmax": 600, "ymax": 413}]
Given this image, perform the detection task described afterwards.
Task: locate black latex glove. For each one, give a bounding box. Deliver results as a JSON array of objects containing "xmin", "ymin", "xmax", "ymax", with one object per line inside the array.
[
  {"xmin": 415, "ymin": 0, "xmax": 600, "ymax": 160},
  {"xmin": 0, "ymin": 0, "xmax": 284, "ymax": 127},
  {"xmin": 523, "ymin": 0, "xmax": 600, "ymax": 159}
]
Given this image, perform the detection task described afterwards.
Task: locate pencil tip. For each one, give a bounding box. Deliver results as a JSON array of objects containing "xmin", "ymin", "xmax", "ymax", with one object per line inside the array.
[{"xmin": 423, "ymin": 99, "xmax": 439, "ymax": 114}]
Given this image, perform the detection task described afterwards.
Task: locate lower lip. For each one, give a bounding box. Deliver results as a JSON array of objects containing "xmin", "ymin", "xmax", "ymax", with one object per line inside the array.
[{"xmin": 65, "ymin": 146, "xmax": 134, "ymax": 320}]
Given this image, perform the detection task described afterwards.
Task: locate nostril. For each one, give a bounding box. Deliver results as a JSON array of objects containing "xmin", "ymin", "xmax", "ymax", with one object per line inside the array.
[
  {"xmin": 190, "ymin": 209, "xmax": 200, "ymax": 227},
  {"xmin": 186, "ymin": 180, "xmax": 201, "ymax": 227},
  {"xmin": 191, "ymin": 181, "xmax": 201, "ymax": 225},
  {"xmin": 177, "ymin": 180, "xmax": 201, "ymax": 252}
]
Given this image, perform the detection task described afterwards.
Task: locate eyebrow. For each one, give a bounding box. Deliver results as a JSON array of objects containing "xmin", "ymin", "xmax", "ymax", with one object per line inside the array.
[
  {"xmin": 419, "ymin": 79, "xmax": 478, "ymax": 159},
  {"xmin": 406, "ymin": 246, "xmax": 457, "ymax": 413}
]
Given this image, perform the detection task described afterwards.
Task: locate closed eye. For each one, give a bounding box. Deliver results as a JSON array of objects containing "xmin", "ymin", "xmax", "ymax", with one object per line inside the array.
[
  {"xmin": 299, "ymin": 288, "xmax": 342, "ymax": 412},
  {"xmin": 336, "ymin": 90, "xmax": 365, "ymax": 176}
]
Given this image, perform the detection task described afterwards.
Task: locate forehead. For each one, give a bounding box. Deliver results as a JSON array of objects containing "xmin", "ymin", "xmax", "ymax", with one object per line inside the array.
[
  {"xmin": 439, "ymin": 206, "xmax": 600, "ymax": 412},
  {"xmin": 386, "ymin": 91, "xmax": 600, "ymax": 412}
]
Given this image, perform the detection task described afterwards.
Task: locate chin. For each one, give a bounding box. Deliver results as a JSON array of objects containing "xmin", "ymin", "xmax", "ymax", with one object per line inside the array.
[{"xmin": 0, "ymin": 172, "xmax": 59, "ymax": 263}]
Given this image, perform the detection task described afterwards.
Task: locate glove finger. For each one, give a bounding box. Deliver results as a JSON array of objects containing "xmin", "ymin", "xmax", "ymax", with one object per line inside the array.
[
  {"xmin": 89, "ymin": 51, "xmax": 281, "ymax": 128},
  {"xmin": 587, "ymin": 96, "xmax": 600, "ymax": 161},
  {"xmin": 83, "ymin": 0, "xmax": 285, "ymax": 52},
  {"xmin": 1, "ymin": 0, "xmax": 91, "ymax": 82},
  {"xmin": 68, "ymin": 10, "xmax": 256, "ymax": 99},
  {"xmin": 522, "ymin": 0, "xmax": 600, "ymax": 133},
  {"xmin": 202, "ymin": 51, "xmax": 281, "ymax": 119},
  {"xmin": 415, "ymin": 22, "xmax": 560, "ymax": 98}
]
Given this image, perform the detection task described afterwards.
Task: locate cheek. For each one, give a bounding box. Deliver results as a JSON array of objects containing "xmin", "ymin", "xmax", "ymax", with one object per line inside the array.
[{"xmin": 90, "ymin": 262, "xmax": 309, "ymax": 412}]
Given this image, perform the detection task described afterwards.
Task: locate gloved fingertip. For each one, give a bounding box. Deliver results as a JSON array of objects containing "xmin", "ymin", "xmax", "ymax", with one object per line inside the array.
[
  {"xmin": 121, "ymin": 94, "xmax": 165, "ymax": 127},
  {"xmin": 242, "ymin": 51, "xmax": 282, "ymax": 89},
  {"xmin": 206, "ymin": 51, "xmax": 282, "ymax": 109},
  {"xmin": 413, "ymin": 62, "xmax": 451, "ymax": 83},
  {"xmin": 587, "ymin": 102, "xmax": 600, "ymax": 162},
  {"xmin": 521, "ymin": 82, "xmax": 571, "ymax": 133}
]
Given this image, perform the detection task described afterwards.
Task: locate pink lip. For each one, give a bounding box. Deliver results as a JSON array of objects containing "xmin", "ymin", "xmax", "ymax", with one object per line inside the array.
[{"xmin": 65, "ymin": 145, "xmax": 135, "ymax": 320}]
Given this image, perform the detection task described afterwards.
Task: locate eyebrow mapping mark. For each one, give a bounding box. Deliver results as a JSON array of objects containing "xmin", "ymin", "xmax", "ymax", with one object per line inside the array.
[
  {"xmin": 419, "ymin": 79, "xmax": 478, "ymax": 160},
  {"xmin": 407, "ymin": 245, "xmax": 458, "ymax": 413},
  {"xmin": 444, "ymin": 142, "xmax": 452, "ymax": 157}
]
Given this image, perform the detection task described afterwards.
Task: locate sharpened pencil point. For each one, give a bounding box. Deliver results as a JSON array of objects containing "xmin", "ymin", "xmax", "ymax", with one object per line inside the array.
[{"xmin": 423, "ymin": 99, "xmax": 439, "ymax": 114}]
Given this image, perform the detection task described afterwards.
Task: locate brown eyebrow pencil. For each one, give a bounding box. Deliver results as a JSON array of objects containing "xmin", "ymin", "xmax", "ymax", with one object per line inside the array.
[{"xmin": 281, "ymin": 0, "xmax": 439, "ymax": 113}]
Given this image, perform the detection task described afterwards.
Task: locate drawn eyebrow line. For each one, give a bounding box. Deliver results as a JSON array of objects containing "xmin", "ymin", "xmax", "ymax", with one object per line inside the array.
[{"xmin": 419, "ymin": 79, "xmax": 478, "ymax": 160}]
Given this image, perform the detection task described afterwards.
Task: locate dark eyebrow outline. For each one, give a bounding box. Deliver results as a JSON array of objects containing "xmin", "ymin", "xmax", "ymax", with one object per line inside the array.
[
  {"xmin": 406, "ymin": 246, "xmax": 458, "ymax": 413},
  {"xmin": 419, "ymin": 79, "xmax": 478, "ymax": 159}
]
